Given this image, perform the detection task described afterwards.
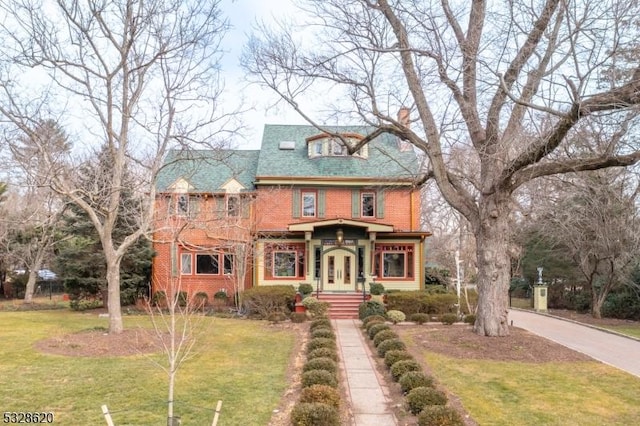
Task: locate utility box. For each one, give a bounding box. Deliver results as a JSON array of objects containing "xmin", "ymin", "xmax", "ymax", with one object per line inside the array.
[{"xmin": 533, "ymin": 285, "xmax": 548, "ymax": 312}]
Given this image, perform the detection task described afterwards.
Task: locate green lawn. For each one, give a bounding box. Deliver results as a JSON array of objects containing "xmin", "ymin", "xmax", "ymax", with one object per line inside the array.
[
  {"xmin": 0, "ymin": 311, "xmax": 296, "ymax": 425},
  {"xmin": 601, "ymin": 325, "xmax": 640, "ymax": 339},
  {"xmin": 402, "ymin": 333, "xmax": 640, "ymax": 426}
]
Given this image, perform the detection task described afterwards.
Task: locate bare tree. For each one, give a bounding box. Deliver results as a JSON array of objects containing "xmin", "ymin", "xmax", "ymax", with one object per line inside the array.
[
  {"xmin": 0, "ymin": 0, "xmax": 233, "ymax": 333},
  {"xmin": 243, "ymin": 0, "xmax": 640, "ymax": 336}
]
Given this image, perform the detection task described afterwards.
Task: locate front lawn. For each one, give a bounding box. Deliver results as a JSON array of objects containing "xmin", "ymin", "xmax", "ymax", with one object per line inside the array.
[{"xmin": 0, "ymin": 311, "xmax": 296, "ymax": 425}]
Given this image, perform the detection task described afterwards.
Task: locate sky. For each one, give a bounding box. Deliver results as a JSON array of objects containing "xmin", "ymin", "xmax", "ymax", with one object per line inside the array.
[{"xmin": 219, "ymin": 0, "xmax": 307, "ymax": 150}]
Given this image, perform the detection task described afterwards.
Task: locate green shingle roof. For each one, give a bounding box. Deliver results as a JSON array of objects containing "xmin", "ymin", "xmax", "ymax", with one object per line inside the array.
[
  {"xmin": 156, "ymin": 149, "xmax": 260, "ymax": 192},
  {"xmin": 255, "ymin": 125, "xmax": 419, "ymax": 179}
]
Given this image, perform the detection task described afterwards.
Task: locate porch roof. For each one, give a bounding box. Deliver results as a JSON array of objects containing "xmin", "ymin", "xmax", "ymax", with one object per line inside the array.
[{"xmin": 288, "ymin": 218, "xmax": 394, "ymax": 233}]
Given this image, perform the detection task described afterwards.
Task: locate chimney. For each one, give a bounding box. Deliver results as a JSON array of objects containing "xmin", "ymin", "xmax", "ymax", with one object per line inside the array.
[{"xmin": 396, "ymin": 107, "xmax": 413, "ymax": 152}]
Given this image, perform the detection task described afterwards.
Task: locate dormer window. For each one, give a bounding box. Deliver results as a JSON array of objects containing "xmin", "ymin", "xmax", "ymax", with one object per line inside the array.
[
  {"xmin": 307, "ymin": 133, "xmax": 368, "ymax": 159},
  {"xmin": 331, "ymin": 140, "xmax": 346, "ymax": 156}
]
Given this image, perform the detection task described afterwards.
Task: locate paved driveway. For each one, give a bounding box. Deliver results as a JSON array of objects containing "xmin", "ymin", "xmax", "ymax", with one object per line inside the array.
[{"xmin": 509, "ymin": 309, "xmax": 640, "ymax": 378}]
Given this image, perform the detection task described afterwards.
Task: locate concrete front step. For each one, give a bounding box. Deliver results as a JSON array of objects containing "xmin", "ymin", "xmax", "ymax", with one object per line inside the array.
[{"xmin": 317, "ymin": 293, "xmax": 366, "ymax": 319}]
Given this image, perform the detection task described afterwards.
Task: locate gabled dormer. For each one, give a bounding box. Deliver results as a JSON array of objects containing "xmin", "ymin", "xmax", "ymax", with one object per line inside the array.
[{"xmin": 306, "ymin": 133, "xmax": 368, "ymax": 159}]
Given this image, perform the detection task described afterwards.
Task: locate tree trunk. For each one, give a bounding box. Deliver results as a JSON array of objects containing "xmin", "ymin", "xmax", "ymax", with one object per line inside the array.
[
  {"xmin": 473, "ymin": 196, "xmax": 512, "ymax": 337},
  {"xmin": 23, "ymin": 270, "xmax": 39, "ymax": 304},
  {"xmin": 105, "ymin": 257, "xmax": 124, "ymax": 334}
]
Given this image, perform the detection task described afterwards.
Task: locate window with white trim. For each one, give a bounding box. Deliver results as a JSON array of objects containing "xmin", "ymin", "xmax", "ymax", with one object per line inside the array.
[
  {"xmin": 223, "ymin": 254, "xmax": 234, "ymax": 275},
  {"xmin": 196, "ymin": 254, "xmax": 220, "ymax": 275},
  {"xmin": 180, "ymin": 253, "xmax": 192, "ymax": 275},
  {"xmin": 227, "ymin": 195, "xmax": 239, "ymax": 217},
  {"xmin": 361, "ymin": 192, "xmax": 375, "ymax": 217},
  {"xmin": 265, "ymin": 244, "xmax": 305, "ymax": 279},
  {"xmin": 302, "ymin": 191, "xmax": 316, "ymax": 217},
  {"xmin": 374, "ymin": 244, "xmax": 415, "ymax": 279}
]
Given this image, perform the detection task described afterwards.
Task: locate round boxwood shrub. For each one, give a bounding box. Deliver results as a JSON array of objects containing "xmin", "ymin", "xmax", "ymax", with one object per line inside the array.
[
  {"xmin": 291, "ymin": 402, "xmax": 340, "ymax": 426},
  {"xmin": 440, "ymin": 313, "xmax": 458, "ymax": 325},
  {"xmin": 367, "ymin": 322, "xmax": 391, "ymax": 339},
  {"xmin": 310, "ymin": 318, "xmax": 332, "ymax": 331},
  {"xmin": 390, "ymin": 359, "xmax": 422, "ymax": 381},
  {"xmin": 299, "ymin": 384, "xmax": 341, "ymax": 408},
  {"xmin": 308, "ymin": 347, "xmax": 339, "ymax": 362},
  {"xmin": 406, "ymin": 386, "xmax": 448, "ymax": 415},
  {"xmin": 307, "ymin": 337, "xmax": 337, "ymax": 353},
  {"xmin": 303, "ymin": 297, "xmax": 331, "ymax": 318},
  {"xmin": 358, "ymin": 300, "xmax": 386, "ymax": 320},
  {"xmin": 373, "ymin": 329, "xmax": 400, "ymax": 347},
  {"xmin": 409, "ymin": 313, "xmax": 430, "ymax": 325},
  {"xmin": 303, "ymin": 357, "xmax": 338, "ymax": 375},
  {"xmin": 377, "ymin": 338, "xmax": 406, "ymax": 357},
  {"xmin": 290, "ymin": 312, "xmax": 308, "ymax": 323},
  {"xmin": 399, "ymin": 371, "xmax": 434, "ymax": 394},
  {"xmin": 384, "ymin": 350, "xmax": 413, "ymax": 368},
  {"xmin": 298, "ymin": 283, "xmax": 314, "ymax": 297},
  {"xmin": 301, "ymin": 370, "xmax": 338, "ymax": 388},
  {"xmin": 370, "ymin": 282, "xmax": 385, "ymax": 295},
  {"xmin": 311, "ymin": 327, "xmax": 336, "ymax": 339},
  {"xmin": 417, "ymin": 406, "xmax": 464, "ymax": 426},
  {"xmin": 463, "ymin": 314, "xmax": 476, "ymax": 325},
  {"xmin": 362, "ymin": 314, "xmax": 387, "ymax": 327},
  {"xmin": 386, "ymin": 310, "xmax": 406, "ymax": 324}
]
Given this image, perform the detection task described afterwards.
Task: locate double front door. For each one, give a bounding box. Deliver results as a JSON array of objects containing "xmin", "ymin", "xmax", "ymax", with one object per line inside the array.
[{"xmin": 323, "ymin": 250, "xmax": 355, "ymax": 291}]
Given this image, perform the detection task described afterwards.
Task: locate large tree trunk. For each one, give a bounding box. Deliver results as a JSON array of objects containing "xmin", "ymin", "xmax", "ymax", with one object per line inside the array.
[
  {"xmin": 105, "ymin": 255, "xmax": 124, "ymax": 334},
  {"xmin": 24, "ymin": 250, "xmax": 46, "ymax": 304},
  {"xmin": 473, "ymin": 195, "xmax": 512, "ymax": 337}
]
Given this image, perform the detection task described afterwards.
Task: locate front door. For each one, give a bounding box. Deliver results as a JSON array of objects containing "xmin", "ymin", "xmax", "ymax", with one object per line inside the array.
[{"xmin": 323, "ymin": 250, "xmax": 355, "ymax": 291}]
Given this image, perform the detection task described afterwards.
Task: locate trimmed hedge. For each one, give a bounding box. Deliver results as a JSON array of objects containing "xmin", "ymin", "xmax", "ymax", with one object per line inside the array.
[
  {"xmin": 362, "ymin": 314, "xmax": 387, "ymax": 327},
  {"xmin": 291, "ymin": 402, "xmax": 340, "ymax": 426},
  {"xmin": 440, "ymin": 313, "xmax": 458, "ymax": 325},
  {"xmin": 399, "ymin": 371, "xmax": 434, "ymax": 394},
  {"xmin": 311, "ymin": 327, "xmax": 336, "ymax": 339},
  {"xmin": 406, "ymin": 387, "xmax": 447, "ymax": 415},
  {"xmin": 367, "ymin": 322, "xmax": 391, "ymax": 339},
  {"xmin": 308, "ymin": 347, "xmax": 339, "ymax": 362},
  {"xmin": 386, "ymin": 291, "xmax": 457, "ymax": 315},
  {"xmin": 242, "ymin": 285, "xmax": 296, "ymax": 318},
  {"xmin": 377, "ymin": 338, "xmax": 406, "ymax": 357},
  {"xmin": 386, "ymin": 309, "xmax": 406, "ymax": 324},
  {"xmin": 358, "ymin": 300, "xmax": 386, "ymax": 320},
  {"xmin": 303, "ymin": 357, "xmax": 338, "ymax": 375},
  {"xmin": 384, "ymin": 350, "xmax": 413, "ymax": 368},
  {"xmin": 409, "ymin": 313, "xmax": 430, "ymax": 324},
  {"xmin": 301, "ymin": 370, "xmax": 338, "ymax": 388},
  {"xmin": 390, "ymin": 359, "xmax": 422, "ymax": 381},
  {"xmin": 307, "ymin": 338, "xmax": 337, "ymax": 353},
  {"xmin": 373, "ymin": 329, "xmax": 400, "ymax": 347},
  {"xmin": 299, "ymin": 385, "xmax": 341, "ymax": 408},
  {"xmin": 310, "ymin": 318, "xmax": 332, "ymax": 331},
  {"xmin": 290, "ymin": 312, "xmax": 308, "ymax": 323},
  {"xmin": 417, "ymin": 406, "xmax": 464, "ymax": 426}
]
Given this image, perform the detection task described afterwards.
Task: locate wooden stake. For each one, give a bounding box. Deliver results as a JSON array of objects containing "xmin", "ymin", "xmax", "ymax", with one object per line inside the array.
[
  {"xmin": 211, "ymin": 400, "xmax": 223, "ymax": 426},
  {"xmin": 101, "ymin": 405, "xmax": 115, "ymax": 426}
]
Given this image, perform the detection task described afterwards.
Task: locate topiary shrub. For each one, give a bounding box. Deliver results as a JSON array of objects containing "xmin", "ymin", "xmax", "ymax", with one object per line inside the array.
[
  {"xmin": 301, "ymin": 370, "xmax": 338, "ymax": 388},
  {"xmin": 463, "ymin": 314, "xmax": 476, "ymax": 325},
  {"xmin": 303, "ymin": 357, "xmax": 338, "ymax": 375},
  {"xmin": 299, "ymin": 385, "xmax": 341, "ymax": 408},
  {"xmin": 384, "ymin": 350, "xmax": 413, "ymax": 368},
  {"xmin": 362, "ymin": 314, "xmax": 387, "ymax": 328},
  {"xmin": 291, "ymin": 402, "xmax": 340, "ymax": 426},
  {"xmin": 308, "ymin": 347, "xmax": 339, "ymax": 362},
  {"xmin": 386, "ymin": 310, "xmax": 406, "ymax": 324},
  {"xmin": 377, "ymin": 338, "xmax": 406, "ymax": 357},
  {"xmin": 298, "ymin": 283, "xmax": 314, "ymax": 297},
  {"xmin": 358, "ymin": 300, "xmax": 386, "ymax": 320},
  {"xmin": 311, "ymin": 327, "xmax": 335, "ymax": 340},
  {"xmin": 302, "ymin": 297, "xmax": 331, "ymax": 318},
  {"xmin": 290, "ymin": 312, "xmax": 308, "ymax": 323},
  {"xmin": 390, "ymin": 359, "xmax": 422, "ymax": 381},
  {"xmin": 307, "ymin": 337, "xmax": 337, "ymax": 353},
  {"xmin": 399, "ymin": 371, "xmax": 434, "ymax": 394},
  {"xmin": 152, "ymin": 290, "xmax": 167, "ymax": 307},
  {"xmin": 440, "ymin": 313, "xmax": 458, "ymax": 325},
  {"xmin": 193, "ymin": 291, "xmax": 209, "ymax": 307},
  {"xmin": 409, "ymin": 313, "xmax": 430, "ymax": 324},
  {"xmin": 369, "ymin": 282, "xmax": 385, "ymax": 295},
  {"xmin": 406, "ymin": 386, "xmax": 447, "ymax": 415},
  {"xmin": 367, "ymin": 322, "xmax": 391, "ymax": 339},
  {"xmin": 373, "ymin": 329, "xmax": 400, "ymax": 347},
  {"xmin": 242, "ymin": 285, "xmax": 296, "ymax": 319},
  {"xmin": 417, "ymin": 406, "xmax": 464, "ymax": 426},
  {"xmin": 310, "ymin": 318, "xmax": 332, "ymax": 331}
]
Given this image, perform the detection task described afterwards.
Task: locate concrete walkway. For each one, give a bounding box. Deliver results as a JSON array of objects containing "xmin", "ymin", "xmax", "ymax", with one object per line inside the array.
[
  {"xmin": 334, "ymin": 319, "xmax": 398, "ymax": 426},
  {"xmin": 510, "ymin": 309, "xmax": 640, "ymax": 378}
]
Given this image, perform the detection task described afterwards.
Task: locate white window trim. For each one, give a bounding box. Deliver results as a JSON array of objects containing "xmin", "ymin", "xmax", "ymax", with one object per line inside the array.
[
  {"xmin": 302, "ymin": 192, "xmax": 316, "ymax": 217},
  {"xmin": 195, "ymin": 253, "xmax": 220, "ymax": 275},
  {"xmin": 227, "ymin": 195, "xmax": 240, "ymax": 217},
  {"xmin": 180, "ymin": 253, "xmax": 192, "ymax": 275}
]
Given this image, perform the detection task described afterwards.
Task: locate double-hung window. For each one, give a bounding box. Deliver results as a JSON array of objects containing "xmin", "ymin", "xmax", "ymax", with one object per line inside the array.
[
  {"xmin": 302, "ymin": 191, "xmax": 316, "ymax": 217},
  {"xmin": 361, "ymin": 192, "xmax": 375, "ymax": 217}
]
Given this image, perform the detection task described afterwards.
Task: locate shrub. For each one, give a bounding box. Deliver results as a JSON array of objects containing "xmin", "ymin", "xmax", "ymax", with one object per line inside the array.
[
  {"xmin": 409, "ymin": 313, "xmax": 430, "ymax": 324},
  {"xmin": 359, "ymin": 300, "xmax": 386, "ymax": 320},
  {"xmin": 386, "ymin": 291, "xmax": 458, "ymax": 315},
  {"xmin": 417, "ymin": 406, "xmax": 464, "ymax": 426},
  {"xmin": 308, "ymin": 347, "xmax": 339, "ymax": 362},
  {"xmin": 301, "ymin": 370, "xmax": 338, "ymax": 388},
  {"xmin": 399, "ymin": 371, "xmax": 434, "ymax": 394},
  {"xmin": 367, "ymin": 322, "xmax": 391, "ymax": 339},
  {"xmin": 242, "ymin": 285, "xmax": 296, "ymax": 319},
  {"xmin": 386, "ymin": 310, "xmax": 406, "ymax": 324},
  {"xmin": 384, "ymin": 350, "xmax": 413, "ymax": 368},
  {"xmin": 373, "ymin": 329, "xmax": 399, "ymax": 347},
  {"xmin": 302, "ymin": 297, "xmax": 330, "ymax": 318},
  {"xmin": 176, "ymin": 291, "xmax": 188, "ymax": 307},
  {"xmin": 362, "ymin": 314, "xmax": 387, "ymax": 327},
  {"xmin": 370, "ymin": 282, "xmax": 385, "ymax": 295},
  {"xmin": 290, "ymin": 312, "xmax": 308, "ymax": 323},
  {"xmin": 307, "ymin": 337, "xmax": 337, "ymax": 353},
  {"xmin": 303, "ymin": 357, "xmax": 338, "ymax": 375},
  {"xmin": 406, "ymin": 386, "xmax": 447, "ymax": 415},
  {"xmin": 429, "ymin": 293, "xmax": 458, "ymax": 314},
  {"xmin": 298, "ymin": 283, "xmax": 314, "ymax": 296},
  {"xmin": 390, "ymin": 359, "xmax": 422, "ymax": 381},
  {"xmin": 310, "ymin": 318, "xmax": 332, "ymax": 331},
  {"xmin": 267, "ymin": 311, "xmax": 288, "ymax": 324},
  {"xmin": 311, "ymin": 328, "xmax": 335, "ymax": 339},
  {"xmin": 463, "ymin": 314, "xmax": 476, "ymax": 325},
  {"xmin": 440, "ymin": 313, "xmax": 458, "ymax": 325},
  {"xmin": 291, "ymin": 402, "xmax": 340, "ymax": 426},
  {"xmin": 377, "ymin": 338, "xmax": 406, "ymax": 357},
  {"xmin": 213, "ymin": 290, "xmax": 229, "ymax": 301},
  {"xmin": 300, "ymin": 385, "xmax": 341, "ymax": 408},
  {"xmin": 193, "ymin": 292, "xmax": 209, "ymax": 307},
  {"xmin": 152, "ymin": 290, "xmax": 167, "ymax": 307}
]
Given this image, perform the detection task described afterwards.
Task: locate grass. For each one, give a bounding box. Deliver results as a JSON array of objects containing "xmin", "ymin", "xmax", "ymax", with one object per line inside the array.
[
  {"xmin": 600, "ymin": 325, "xmax": 640, "ymax": 339},
  {"xmin": 0, "ymin": 310, "xmax": 296, "ymax": 425},
  {"xmin": 403, "ymin": 332, "xmax": 640, "ymax": 426}
]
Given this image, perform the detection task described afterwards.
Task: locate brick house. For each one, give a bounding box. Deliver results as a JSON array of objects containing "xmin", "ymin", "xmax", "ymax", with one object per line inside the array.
[{"xmin": 152, "ymin": 122, "xmax": 428, "ymax": 301}]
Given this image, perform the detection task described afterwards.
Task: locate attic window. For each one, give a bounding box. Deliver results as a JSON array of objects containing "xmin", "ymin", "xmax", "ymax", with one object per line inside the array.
[
  {"xmin": 307, "ymin": 135, "xmax": 368, "ymax": 159},
  {"xmin": 279, "ymin": 141, "xmax": 296, "ymax": 150}
]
